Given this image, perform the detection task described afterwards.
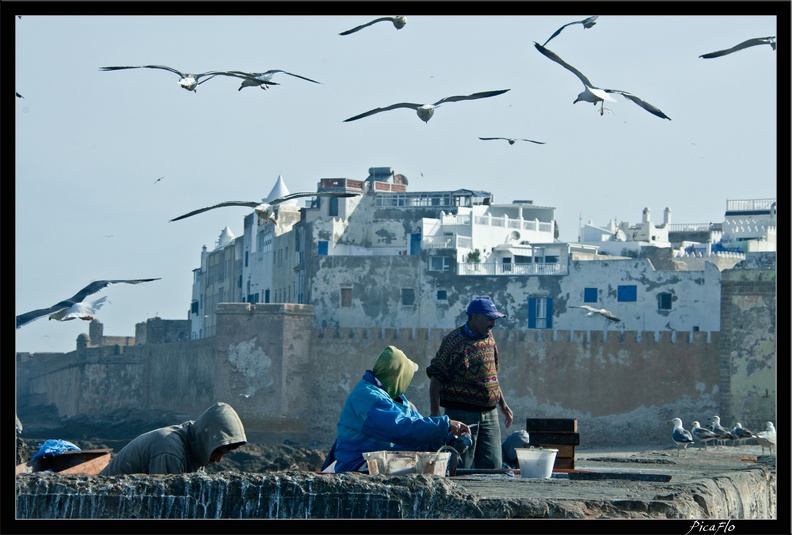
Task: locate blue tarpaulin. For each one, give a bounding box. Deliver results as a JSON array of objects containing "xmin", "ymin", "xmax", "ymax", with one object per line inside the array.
[{"xmin": 31, "ymin": 439, "xmax": 81, "ymax": 459}]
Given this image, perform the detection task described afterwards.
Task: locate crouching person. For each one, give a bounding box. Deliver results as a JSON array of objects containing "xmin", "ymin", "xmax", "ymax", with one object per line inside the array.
[
  {"xmin": 322, "ymin": 346, "xmax": 470, "ymax": 473},
  {"xmin": 100, "ymin": 402, "xmax": 246, "ymax": 476}
]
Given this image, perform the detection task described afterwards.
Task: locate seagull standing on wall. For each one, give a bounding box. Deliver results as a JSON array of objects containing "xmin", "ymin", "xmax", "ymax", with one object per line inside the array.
[
  {"xmin": 339, "ymin": 15, "xmax": 407, "ymax": 35},
  {"xmin": 170, "ymin": 192, "xmax": 361, "ymax": 226},
  {"xmin": 690, "ymin": 421, "xmax": 719, "ymax": 450},
  {"xmin": 344, "ymin": 89, "xmax": 510, "ymax": 124},
  {"xmin": 16, "ymin": 279, "xmax": 161, "ymax": 329},
  {"xmin": 667, "ymin": 418, "xmax": 695, "ymax": 456},
  {"xmin": 755, "ymin": 421, "xmax": 776, "ymax": 455},
  {"xmin": 571, "ymin": 305, "xmax": 621, "ymax": 322},
  {"xmin": 533, "ymin": 42, "xmax": 671, "ymax": 120}
]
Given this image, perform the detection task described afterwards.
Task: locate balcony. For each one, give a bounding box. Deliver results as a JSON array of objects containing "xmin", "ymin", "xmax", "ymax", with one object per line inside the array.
[{"xmin": 458, "ymin": 262, "xmax": 566, "ymax": 276}]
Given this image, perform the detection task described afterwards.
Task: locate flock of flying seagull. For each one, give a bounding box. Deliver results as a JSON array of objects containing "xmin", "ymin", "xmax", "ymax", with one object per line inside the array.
[
  {"xmin": 16, "ymin": 15, "xmax": 777, "ymax": 329},
  {"xmin": 667, "ymin": 417, "xmax": 776, "ymax": 456}
]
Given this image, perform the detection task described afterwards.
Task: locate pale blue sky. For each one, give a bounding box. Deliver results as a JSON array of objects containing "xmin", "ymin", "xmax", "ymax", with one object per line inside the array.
[{"xmin": 14, "ymin": 7, "xmax": 780, "ymax": 353}]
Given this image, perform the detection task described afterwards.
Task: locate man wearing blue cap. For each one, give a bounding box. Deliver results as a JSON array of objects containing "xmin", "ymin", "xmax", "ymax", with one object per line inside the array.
[{"xmin": 426, "ymin": 297, "xmax": 514, "ymax": 469}]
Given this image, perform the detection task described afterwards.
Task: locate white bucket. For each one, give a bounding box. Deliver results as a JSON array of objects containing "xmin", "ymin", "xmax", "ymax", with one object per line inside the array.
[
  {"xmin": 515, "ymin": 447, "xmax": 558, "ymax": 478},
  {"xmin": 362, "ymin": 451, "xmax": 451, "ymax": 476}
]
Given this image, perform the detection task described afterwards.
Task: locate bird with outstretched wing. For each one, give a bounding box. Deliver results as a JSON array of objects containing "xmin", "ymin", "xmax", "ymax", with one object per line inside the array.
[
  {"xmin": 339, "ymin": 16, "xmax": 407, "ymax": 36},
  {"xmin": 16, "ymin": 279, "xmax": 161, "ymax": 328},
  {"xmin": 344, "ymin": 89, "xmax": 510, "ymax": 124},
  {"xmin": 170, "ymin": 192, "xmax": 360, "ymax": 225}
]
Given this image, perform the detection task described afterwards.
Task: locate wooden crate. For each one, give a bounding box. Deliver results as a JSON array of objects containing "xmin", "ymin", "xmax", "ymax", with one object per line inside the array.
[
  {"xmin": 526, "ymin": 418, "xmax": 578, "ymax": 433},
  {"xmin": 525, "ymin": 418, "xmax": 578, "ymax": 471},
  {"xmin": 16, "ymin": 449, "xmax": 112, "ymax": 476}
]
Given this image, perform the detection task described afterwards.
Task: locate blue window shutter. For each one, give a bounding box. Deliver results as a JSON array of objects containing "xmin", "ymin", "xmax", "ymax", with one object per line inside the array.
[
  {"xmin": 583, "ymin": 287, "xmax": 597, "ymax": 303},
  {"xmin": 528, "ymin": 297, "xmax": 536, "ymax": 328},
  {"xmin": 318, "ymin": 241, "xmax": 328, "ymax": 255},
  {"xmin": 546, "ymin": 298, "xmax": 553, "ymax": 329}
]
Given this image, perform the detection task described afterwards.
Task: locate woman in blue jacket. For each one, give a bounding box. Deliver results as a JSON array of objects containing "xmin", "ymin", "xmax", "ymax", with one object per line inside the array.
[{"xmin": 322, "ymin": 345, "xmax": 470, "ymax": 473}]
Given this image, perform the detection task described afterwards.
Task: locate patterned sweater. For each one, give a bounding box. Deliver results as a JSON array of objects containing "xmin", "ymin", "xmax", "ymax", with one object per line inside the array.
[{"xmin": 426, "ymin": 324, "xmax": 502, "ymax": 411}]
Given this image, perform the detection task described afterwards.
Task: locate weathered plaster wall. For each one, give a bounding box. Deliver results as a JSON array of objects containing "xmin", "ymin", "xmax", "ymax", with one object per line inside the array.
[
  {"xmin": 719, "ymin": 254, "xmax": 776, "ymax": 426},
  {"xmin": 308, "ymin": 254, "xmax": 722, "ymax": 334}
]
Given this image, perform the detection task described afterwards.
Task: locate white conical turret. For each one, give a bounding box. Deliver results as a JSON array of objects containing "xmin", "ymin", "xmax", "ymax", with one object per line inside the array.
[
  {"xmin": 218, "ymin": 226, "xmax": 235, "ymax": 247},
  {"xmin": 265, "ymin": 175, "xmax": 299, "ymax": 206}
]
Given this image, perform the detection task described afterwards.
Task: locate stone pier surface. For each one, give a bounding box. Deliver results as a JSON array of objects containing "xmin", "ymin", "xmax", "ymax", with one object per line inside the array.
[{"xmin": 13, "ymin": 445, "xmax": 780, "ymax": 523}]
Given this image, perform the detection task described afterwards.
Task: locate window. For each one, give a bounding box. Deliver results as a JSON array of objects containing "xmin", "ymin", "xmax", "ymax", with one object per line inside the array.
[
  {"xmin": 341, "ymin": 288, "xmax": 352, "ymax": 307},
  {"xmin": 429, "ymin": 256, "xmax": 450, "ymax": 272},
  {"xmin": 503, "ymin": 257, "xmax": 512, "ymax": 272},
  {"xmin": 264, "ymin": 289, "xmax": 270, "ymax": 303},
  {"xmin": 584, "ymin": 287, "xmax": 597, "ymax": 303},
  {"xmin": 528, "ymin": 297, "xmax": 553, "ymax": 329},
  {"xmin": 329, "ymin": 197, "xmax": 339, "ymax": 217},
  {"xmin": 401, "ymin": 288, "xmax": 415, "ymax": 306},
  {"xmin": 318, "ymin": 241, "xmax": 329, "ymax": 255},
  {"xmin": 190, "ymin": 301, "xmax": 199, "ymax": 315},
  {"xmin": 658, "ymin": 292, "xmax": 672, "ymax": 310},
  {"xmin": 437, "ymin": 290, "xmax": 447, "ymax": 300},
  {"xmin": 617, "ymin": 285, "xmax": 637, "ymax": 302}
]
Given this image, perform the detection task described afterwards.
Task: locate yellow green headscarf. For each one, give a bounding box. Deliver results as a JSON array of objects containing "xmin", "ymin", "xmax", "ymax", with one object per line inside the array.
[{"xmin": 372, "ymin": 346, "xmax": 418, "ymax": 400}]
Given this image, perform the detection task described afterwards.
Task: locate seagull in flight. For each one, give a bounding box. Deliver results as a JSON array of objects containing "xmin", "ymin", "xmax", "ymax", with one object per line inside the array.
[
  {"xmin": 154, "ymin": 176, "xmax": 164, "ymax": 184},
  {"xmin": 226, "ymin": 69, "xmax": 321, "ymax": 91},
  {"xmin": 16, "ymin": 92, "xmax": 24, "ymax": 99},
  {"xmin": 533, "ymin": 42, "xmax": 671, "ymax": 120},
  {"xmin": 344, "ymin": 89, "xmax": 510, "ymax": 124},
  {"xmin": 571, "ymin": 305, "xmax": 621, "ymax": 322},
  {"xmin": 667, "ymin": 418, "xmax": 695, "ymax": 456},
  {"xmin": 339, "ymin": 15, "xmax": 407, "ymax": 36},
  {"xmin": 170, "ymin": 192, "xmax": 361, "ymax": 226},
  {"xmin": 99, "ymin": 65, "xmax": 276, "ymax": 93},
  {"xmin": 479, "ymin": 137, "xmax": 545, "ymax": 145},
  {"xmin": 699, "ymin": 36, "xmax": 776, "ymax": 59},
  {"xmin": 542, "ymin": 15, "xmax": 599, "ymax": 46},
  {"xmin": 16, "ymin": 279, "xmax": 161, "ymax": 329}
]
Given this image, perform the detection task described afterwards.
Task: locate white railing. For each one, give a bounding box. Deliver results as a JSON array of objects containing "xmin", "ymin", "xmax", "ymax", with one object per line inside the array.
[
  {"xmin": 458, "ymin": 262, "xmax": 566, "ymax": 276},
  {"xmin": 667, "ymin": 223, "xmax": 712, "ymax": 232},
  {"xmin": 726, "ymin": 198, "xmax": 776, "ymax": 212}
]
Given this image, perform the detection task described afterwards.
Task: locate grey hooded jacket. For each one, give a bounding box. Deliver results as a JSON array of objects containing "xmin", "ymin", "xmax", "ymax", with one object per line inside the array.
[{"xmin": 100, "ymin": 402, "xmax": 246, "ymax": 475}]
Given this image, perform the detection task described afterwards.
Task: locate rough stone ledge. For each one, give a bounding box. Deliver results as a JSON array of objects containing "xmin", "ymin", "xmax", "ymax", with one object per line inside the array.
[{"xmin": 15, "ymin": 466, "xmax": 776, "ymax": 520}]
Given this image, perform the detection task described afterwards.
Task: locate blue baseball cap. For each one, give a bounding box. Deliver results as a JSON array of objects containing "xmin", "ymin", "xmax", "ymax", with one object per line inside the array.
[{"xmin": 466, "ymin": 297, "xmax": 506, "ymax": 319}]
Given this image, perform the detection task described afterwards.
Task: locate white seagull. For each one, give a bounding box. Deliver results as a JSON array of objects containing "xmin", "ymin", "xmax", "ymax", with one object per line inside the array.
[
  {"xmin": 16, "ymin": 279, "xmax": 161, "ymax": 329},
  {"xmin": 570, "ymin": 305, "xmax": 621, "ymax": 322},
  {"xmin": 755, "ymin": 421, "xmax": 776, "ymax": 455},
  {"xmin": 225, "ymin": 69, "xmax": 321, "ymax": 91},
  {"xmin": 533, "ymin": 42, "xmax": 671, "ymax": 120},
  {"xmin": 99, "ymin": 65, "xmax": 275, "ymax": 93},
  {"xmin": 339, "ymin": 15, "xmax": 407, "ymax": 36},
  {"xmin": 667, "ymin": 418, "xmax": 695, "ymax": 456},
  {"xmin": 344, "ymin": 89, "xmax": 510, "ymax": 124},
  {"xmin": 690, "ymin": 421, "xmax": 719, "ymax": 450},
  {"xmin": 542, "ymin": 15, "xmax": 599, "ymax": 46},
  {"xmin": 699, "ymin": 36, "xmax": 776, "ymax": 59},
  {"xmin": 478, "ymin": 137, "xmax": 545, "ymax": 145},
  {"xmin": 170, "ymin": 192, "xmax": 361, "ymax": 226}
]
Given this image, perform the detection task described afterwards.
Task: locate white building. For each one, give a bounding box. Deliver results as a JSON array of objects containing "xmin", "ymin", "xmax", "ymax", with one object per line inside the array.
[{"xmin": 187, "ymin": 167, "xmax": 773, "ymax": 339}]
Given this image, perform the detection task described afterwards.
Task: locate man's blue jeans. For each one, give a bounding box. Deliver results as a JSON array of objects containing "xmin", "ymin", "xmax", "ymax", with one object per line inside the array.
[{"xmin": 443, "ymin": 407, "xmax": 503, "ymax": 469}]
